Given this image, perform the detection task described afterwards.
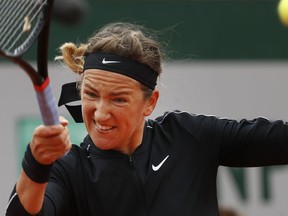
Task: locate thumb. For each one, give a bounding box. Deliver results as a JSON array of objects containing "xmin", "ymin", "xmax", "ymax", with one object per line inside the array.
[{"xmin": 59, "ymin": 116, "xmax": 69, "ymax": 127}]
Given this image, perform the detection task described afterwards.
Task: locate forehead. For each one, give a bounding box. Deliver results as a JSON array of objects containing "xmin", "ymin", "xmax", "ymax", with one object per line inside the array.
[{"xmin": 83, "ymin": 69, "xmax": 141, "ymax": 90}]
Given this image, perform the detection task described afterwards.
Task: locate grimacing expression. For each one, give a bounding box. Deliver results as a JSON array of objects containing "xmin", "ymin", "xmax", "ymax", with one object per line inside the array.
[{"xmin": 81, "ymin": 69, "xmax": 158, "ymax": 154}]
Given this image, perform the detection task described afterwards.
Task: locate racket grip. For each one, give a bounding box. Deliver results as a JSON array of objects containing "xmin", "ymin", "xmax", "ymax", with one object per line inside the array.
[{"xmin": 35, "ymin": 78, "xmax": 60, "ymax": 125}]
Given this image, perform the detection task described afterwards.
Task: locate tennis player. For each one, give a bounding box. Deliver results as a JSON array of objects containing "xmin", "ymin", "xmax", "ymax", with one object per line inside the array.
[{"xmin": 6, "ymin": 22, "xmax": 288, "ymax": 216}]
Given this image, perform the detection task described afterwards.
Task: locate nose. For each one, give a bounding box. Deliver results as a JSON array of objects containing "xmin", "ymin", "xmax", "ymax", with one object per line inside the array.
[{"xmin": 94, "ymin": 100, "xmax": 111, "ymax": 122}]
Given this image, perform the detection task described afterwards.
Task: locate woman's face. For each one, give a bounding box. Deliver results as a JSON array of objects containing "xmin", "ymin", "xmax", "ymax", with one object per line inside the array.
[{"xmin": 81, "ymin": 69, "xmax": 158, "ymax": 155}]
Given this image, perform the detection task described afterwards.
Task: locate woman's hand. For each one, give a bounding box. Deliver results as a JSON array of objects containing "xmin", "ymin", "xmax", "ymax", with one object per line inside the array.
[{"xmin": 30, "ymin": 116, "xmax": 71, "ymax": 165}]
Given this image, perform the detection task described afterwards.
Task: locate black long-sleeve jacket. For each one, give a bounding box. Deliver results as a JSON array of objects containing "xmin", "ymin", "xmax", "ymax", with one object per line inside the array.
[{"xmin": 6, "ymin": 111, "xmax": 288, "ymax": 216}]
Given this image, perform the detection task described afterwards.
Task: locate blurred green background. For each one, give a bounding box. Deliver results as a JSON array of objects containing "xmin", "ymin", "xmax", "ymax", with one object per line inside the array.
[{"xmin": 23, "ymin": 0, "xmax": 288, "ymax": 61}]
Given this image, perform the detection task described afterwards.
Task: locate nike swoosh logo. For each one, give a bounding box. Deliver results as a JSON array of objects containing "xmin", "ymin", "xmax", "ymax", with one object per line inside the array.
[
  {"xmin": 102, "ymin": 58, "xmax": 121, "ymax": 64},
  {"xmin": 152, "ymin": 155, "xmax": 169, "ymax": 171}
]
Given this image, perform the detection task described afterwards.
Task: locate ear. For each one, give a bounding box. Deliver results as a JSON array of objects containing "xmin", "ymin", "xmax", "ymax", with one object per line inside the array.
[{"xmin": 143, "ymin": 90, "xmax": 159, "ymax": 116}]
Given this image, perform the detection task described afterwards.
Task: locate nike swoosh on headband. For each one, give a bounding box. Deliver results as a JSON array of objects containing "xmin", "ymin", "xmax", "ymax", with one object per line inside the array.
[{"xmin": 102, "ymin": 58, "xmax": 121, "ymax": 64}]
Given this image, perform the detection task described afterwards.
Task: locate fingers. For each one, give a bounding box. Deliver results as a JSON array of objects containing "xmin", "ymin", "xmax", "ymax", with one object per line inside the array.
[
  {"xmin": 34, "ymin": 116, "xmax": 69, "ymax": 137},
  {"xmin": 30, "ymin": 116, "xmax": 72, "ymax": 165},
  {"xmin": 60, "ymin": 116, "xmax": 69, "ymax": 127}
]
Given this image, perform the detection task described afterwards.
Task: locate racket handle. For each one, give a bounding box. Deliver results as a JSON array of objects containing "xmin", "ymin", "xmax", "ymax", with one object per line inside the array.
[{"xmin": 35, "ymin": 78, "xmax": 60, "ymax": 125}]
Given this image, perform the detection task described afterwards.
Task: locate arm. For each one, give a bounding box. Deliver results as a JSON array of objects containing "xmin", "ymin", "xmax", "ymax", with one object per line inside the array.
[
  {"xmin": 169, "ymin": 112, "xmax": 288, "ymax": 167},
  {"xmin": 16, "ymin": 171, "xmax": 48, "ymax": 215},
  {"xmin": 215, "ymin": 117, "xmax": 288, "ymax": 167},
  {"xmin": 7, "ymin": 117, "xmax": 71, "ymax": 215}
]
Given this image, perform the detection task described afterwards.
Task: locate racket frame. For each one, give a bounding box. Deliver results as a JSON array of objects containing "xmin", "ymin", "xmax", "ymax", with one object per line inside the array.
[{"xmin": 0, "ymin": 0, "xmax": 60, "ymax": 125}]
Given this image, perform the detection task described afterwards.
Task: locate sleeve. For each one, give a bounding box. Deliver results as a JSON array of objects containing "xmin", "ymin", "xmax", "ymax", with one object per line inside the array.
[
  {"xmin": 216, "ymin": 117, "xmax": 288, "ymax": 167},
  {"xmin": 5, "ymin": 159, "xmax": 73, "ymax": 216},
  {"xmin": 165, "ymin": 111, "xmax": 288, "ymax": 167},
  {"xmin": 5, "ymin": 187, "xmax": 56, "ymax": 216},
  {"xmin": 5, "ymin": 189, "xmax": 33, "ymax": 216},
  {"xmin": 184, "ymin": 114, "xmax": 288, "ymax": 167}
]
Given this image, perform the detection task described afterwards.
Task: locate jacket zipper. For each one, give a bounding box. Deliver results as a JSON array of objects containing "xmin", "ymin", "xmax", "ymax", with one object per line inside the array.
[{"xmin": 129, "ymin": 155, "xmax": 147, "ymax": 216}]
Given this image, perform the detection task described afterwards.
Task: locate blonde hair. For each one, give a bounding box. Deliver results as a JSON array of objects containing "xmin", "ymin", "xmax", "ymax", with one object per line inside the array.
[{"xmin": 55, "ymin": 22, "xmax": 163, "ymax": 78}]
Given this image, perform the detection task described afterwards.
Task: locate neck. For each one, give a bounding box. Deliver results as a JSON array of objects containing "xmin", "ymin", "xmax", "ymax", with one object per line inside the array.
[{"xmin": 119, "ymin": 120, "xmax": 146, "ymax": 155}]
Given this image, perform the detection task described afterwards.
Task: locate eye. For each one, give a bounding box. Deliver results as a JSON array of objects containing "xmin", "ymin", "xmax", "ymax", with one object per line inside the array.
[
  {"xmin": 85, "ymin": 91, "xmax": 98, "ymax": 98},
  {"xmin": 113, "ymin": 98, "xmax": 127, "ymax": 104}
]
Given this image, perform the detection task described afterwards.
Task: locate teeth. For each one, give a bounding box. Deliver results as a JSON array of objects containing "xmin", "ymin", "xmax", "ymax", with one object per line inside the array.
[{"xmin": 96, "ymin": 123, "xmax": 113, "ymax": 131}]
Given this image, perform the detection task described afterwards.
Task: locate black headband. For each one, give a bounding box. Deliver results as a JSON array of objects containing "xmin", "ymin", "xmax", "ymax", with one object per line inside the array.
[
  {"xmin": 83, "ymin": 52, "xmax": 158, "ymax": 90},
  {"xmin": 58, "ymin": 52, "xmax": 158, "ymax": 123}
]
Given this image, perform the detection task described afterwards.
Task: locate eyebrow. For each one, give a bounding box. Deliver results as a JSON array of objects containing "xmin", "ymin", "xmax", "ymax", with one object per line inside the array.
[
  {"xmin": 84, "ymin": 83, "xmax": 98, "ymax": 92},
  {"xmin": 84, "ymin": 83, "xmax": 132, "ymax": 96},
  {"xmin": 110, "ymin": 91, "xmax": 131, "ymax": 97}
]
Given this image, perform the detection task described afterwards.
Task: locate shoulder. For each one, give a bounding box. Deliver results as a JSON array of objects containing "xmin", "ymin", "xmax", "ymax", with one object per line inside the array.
[
  {"xmin": 152, "ymin": 110, "xmax": 218, "ymax": 126},
  {"xmin": 148, "ymin": 110, "xmax": 232, "ymax": 135}
]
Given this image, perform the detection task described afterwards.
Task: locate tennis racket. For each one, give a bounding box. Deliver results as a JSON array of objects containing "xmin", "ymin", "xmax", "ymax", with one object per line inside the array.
[{"xmin": 0, "ymin": 0, "xmax": 59, "ymax": 126}]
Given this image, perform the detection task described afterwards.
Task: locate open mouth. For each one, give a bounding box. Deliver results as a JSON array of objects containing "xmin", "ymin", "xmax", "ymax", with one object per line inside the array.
[{"xmin": 95, "ymin": 122, "xmax": 115, "ymax": 132}]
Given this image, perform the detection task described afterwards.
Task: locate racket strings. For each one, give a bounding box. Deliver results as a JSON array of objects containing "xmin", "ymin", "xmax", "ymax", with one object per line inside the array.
[
  {"xmin": 0, "ymin": 0, "xmax": 18, "ymax": 27},
  {"xmin": 5, "ymin": 2, "xmax": 46, "ymax": 52},
  {"xmin": 0, "ymin": 0, "xmax": 47, "ymax": 55},
  {"xmin": 0, "ymin": 1, "xmax": 28, "ymax": 39}
]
